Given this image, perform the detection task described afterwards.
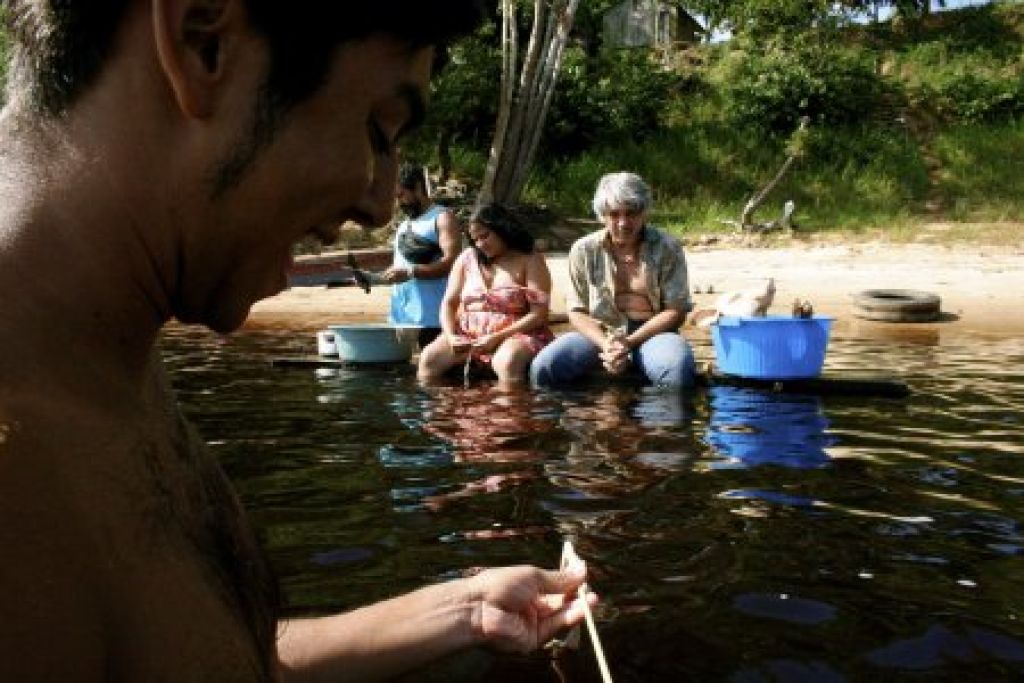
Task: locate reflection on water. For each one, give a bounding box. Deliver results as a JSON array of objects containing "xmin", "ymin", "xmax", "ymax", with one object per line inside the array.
[
  {"xmin": 161, "ymin": 324, "xmax": 1024, "ymax": 681},
  {"xmin": 706, "ymin": 386, "xmax": 834, "ymax": 470}
]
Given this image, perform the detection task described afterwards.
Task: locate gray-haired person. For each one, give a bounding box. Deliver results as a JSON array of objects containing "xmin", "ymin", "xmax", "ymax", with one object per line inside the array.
[
  {"xmin": 0, "ymin": 1, "xmax": 593, "ymax": 680},
  {"xmin": 530, "ymin": 172, "xmax": 697, "ymax": 389}
]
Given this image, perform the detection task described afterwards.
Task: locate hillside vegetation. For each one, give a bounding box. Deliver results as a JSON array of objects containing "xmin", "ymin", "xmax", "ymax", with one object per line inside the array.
[{"xmin": 414, "ymin": 3, "xmax": 1024, "ymax": 246}]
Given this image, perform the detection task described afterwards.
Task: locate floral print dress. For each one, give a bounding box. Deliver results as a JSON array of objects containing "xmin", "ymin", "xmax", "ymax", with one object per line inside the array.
[{"xmin": 456, "ymin": 249, "xmax": 555, "ymax": 364}]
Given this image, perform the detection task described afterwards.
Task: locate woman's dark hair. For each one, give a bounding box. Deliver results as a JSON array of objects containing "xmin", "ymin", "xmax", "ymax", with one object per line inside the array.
[{"xmin": 468, "ymin": 203, "xmax": 535, "ymax": 264}]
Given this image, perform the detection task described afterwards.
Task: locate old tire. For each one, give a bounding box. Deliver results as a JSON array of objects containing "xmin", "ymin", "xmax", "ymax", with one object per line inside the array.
[{"xmin": 853, "ymin": 289, "xmax": 941, "ymax": 322}]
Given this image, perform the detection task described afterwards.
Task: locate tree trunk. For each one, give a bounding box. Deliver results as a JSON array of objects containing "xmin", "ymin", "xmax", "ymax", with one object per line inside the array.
[
  {"xmin": 507, "ymin": 0, "xmax": 579, "ymax": 201},
  {"xmin": 491, "ymin": 0, "xmax": 547, "ymax": 202},
  {"xmin": 479, "ymin": 0, "xmax": 580, "ymax": 207},
  {"xmin": 738, "ymin": 117, "xmax": 808, "ymax": 230},
  {"xmin": 437, "ymin": 129, "xmax": 452, "ymax": 184},
  {"xmin": 478, "ymin": 0, "xmax": 518, "ymax": 205},
  {"xmin": 739, "ymin": 155, "xmax": 797, "ymax": 228}
]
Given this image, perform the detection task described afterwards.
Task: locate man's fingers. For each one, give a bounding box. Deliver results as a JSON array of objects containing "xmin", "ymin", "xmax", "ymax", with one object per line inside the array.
[
  {"xmin": 536, "ymin": 593, "xmax": 598, "ymax": 645},
  {"xmin": 537, "ymin": 561, "xmax": 586, "ymax": 596}
]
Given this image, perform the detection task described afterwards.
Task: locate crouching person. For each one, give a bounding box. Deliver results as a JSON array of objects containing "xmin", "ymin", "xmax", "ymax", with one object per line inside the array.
[{"xmin": 530, "ymin": 172, "xmax": 697, "ymax": 390}]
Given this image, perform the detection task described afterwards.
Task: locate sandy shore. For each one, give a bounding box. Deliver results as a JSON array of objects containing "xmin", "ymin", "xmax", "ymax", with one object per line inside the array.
[{"xmin": 247, "ymin": 242, "xmax": 1024, "ymax": 340}]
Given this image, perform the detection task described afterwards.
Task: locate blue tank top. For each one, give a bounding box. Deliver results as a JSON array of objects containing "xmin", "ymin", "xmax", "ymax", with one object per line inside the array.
[{"xmin": 389, "ymin": 204, "xmax": 449, "ymax": 327}]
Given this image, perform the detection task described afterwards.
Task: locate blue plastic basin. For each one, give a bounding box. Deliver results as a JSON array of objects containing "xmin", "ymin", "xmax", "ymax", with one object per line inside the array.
[
  {"xmin": 711, "ymin": 315, "xmax": 833, "ymax": 379},
  {"xmin": 328, "ymin": 324, "xmax": 420, "ymax": 363}
]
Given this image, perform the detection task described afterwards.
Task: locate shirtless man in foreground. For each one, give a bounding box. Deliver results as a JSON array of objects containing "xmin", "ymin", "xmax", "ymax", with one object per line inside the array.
[
  {"xmin": 530, "ymin": 171, "xmax": 698, "ymax": 389},
  {"xmin": 0, "ymin": 1, "xmax": 592, "ymax": 680}
]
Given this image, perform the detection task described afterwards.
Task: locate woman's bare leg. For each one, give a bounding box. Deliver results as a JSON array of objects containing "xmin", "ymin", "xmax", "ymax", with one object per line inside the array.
[
  {"xmin": 490, "ymin": 338, "xmax": 535, "ymax": 388},
  {"xmin": 417, "ymin": 336, "xmax": 465, "ymax": 381}
]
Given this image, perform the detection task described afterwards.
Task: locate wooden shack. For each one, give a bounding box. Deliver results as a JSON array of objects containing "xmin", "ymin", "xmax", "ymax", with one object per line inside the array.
[{"xmin": 603, "ymin": 0, "xmax": 704, "ymax": 49}]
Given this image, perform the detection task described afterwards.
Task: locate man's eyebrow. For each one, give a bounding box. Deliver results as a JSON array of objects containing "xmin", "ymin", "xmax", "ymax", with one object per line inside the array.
[{"xmin": 396, "ymin": 83, "xmax": 427, "ymax": 137}]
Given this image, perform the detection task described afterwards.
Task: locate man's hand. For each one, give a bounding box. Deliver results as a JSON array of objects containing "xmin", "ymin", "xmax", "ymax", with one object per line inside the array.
[
  {"xmin": 599, "ymin": 333, "xmax": 631, "ymax": 375},
  {"xmin": 466, "ymin": 562, "xmax": 595, "ymax": 654},
  {"xmin": 381, "ymin": 266, "xmax": 412, "ymax": 284}
]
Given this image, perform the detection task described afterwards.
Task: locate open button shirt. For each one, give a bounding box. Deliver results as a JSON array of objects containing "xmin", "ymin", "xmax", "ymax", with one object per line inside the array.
[{"xmin": 565, "ymin": 225, "xmax": 692, "ymax": 329}]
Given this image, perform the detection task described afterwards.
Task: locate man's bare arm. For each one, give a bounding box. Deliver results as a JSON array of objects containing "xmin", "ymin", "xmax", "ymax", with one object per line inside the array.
[{"xmin": 276, "ymin": 564, "xmax": 592, "ymax": 683}]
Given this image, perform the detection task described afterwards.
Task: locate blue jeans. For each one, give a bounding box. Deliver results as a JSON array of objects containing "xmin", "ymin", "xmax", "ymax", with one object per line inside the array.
[{"xmin": 530, "ymin": 322, "xmax": 696, "ymax": 390}]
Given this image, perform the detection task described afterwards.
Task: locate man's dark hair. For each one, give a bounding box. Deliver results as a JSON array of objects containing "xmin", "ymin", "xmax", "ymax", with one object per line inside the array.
[
  {"xmin": 3, "ymin": 1, "xmax": 486, "ymax": 116},
  {"xmin": 2, "ymin": 1, "xmax": 484, "ymax": 195},
  {"xmin": 469, "ymin": 203, "xmax": 535, "ymax": 264},
  {"xmin": 397, "ymin": 164, "xmax": 427, "ymax": 193}
]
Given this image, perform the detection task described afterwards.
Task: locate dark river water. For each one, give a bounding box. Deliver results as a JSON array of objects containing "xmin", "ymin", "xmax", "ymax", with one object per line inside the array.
[{"xmin": 161, "ymin": 324, "xmax": 1024, "ymax": 682}]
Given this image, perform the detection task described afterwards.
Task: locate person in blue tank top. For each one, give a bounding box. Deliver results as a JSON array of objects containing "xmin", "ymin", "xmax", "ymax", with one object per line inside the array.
[{"xmin": 381, "ymin": 164, "xmax": 461, "ymax": 348}]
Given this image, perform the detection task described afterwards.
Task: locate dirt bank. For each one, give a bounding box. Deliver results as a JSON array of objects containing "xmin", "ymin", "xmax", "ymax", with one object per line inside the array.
[{"xmin": 246, "ymin": 242, "xmax": 1024, "ymax": 340}]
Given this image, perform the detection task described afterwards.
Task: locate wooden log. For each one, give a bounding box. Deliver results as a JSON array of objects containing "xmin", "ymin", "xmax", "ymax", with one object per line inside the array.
[
  {"xmin": 270, "ymin": 358, "xmax": 909, "ymax": 398},
  {"xmin": 702, "ymin": 370, "xmax": 910, "ymax": 398},
  {"xmin": 270, "ymin": 356, "xmax": 413, "ymax": 370}
]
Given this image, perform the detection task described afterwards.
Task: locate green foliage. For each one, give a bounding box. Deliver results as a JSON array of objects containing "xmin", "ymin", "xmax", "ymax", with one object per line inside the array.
[
  {"xmin": 543, "ymin": 47, "xmax": 686, "ymax": 157},
  {"xmin": 713, "ymin": 45, "xmax": 887, "ymax": 133},
  {"xmin": 690, "ymin": 0, "xmax": 888, "ymax": 44},
  {"xmin": 923, "ymin": 69, "xmax": 1024, "ymax": 122},
  {"xmin": 799, "ymin": 123, "xmax": 929, "ymax": 213},
  {"xmin": 933, "ymin": 119, "xmax": 1024, "ymax": 220},
  {"xmin": 401, "ymin": 27, "xmax": 502, "ymax": 161},
  {"xmin": 419, "ymin": 1, "xmax": 1024, "ymax": 239},
  {"xmin": 523, "ymin": 118, "xmax": 938, "ymax": 233},
  {"xmin": 879, "ymin": 5, "xmax": 1024, "ymax": 124},
  {"xmin": 405, "ymin": 21, "xmax": 685, "ymax": 168},
  {"xmin": 0, "ymin": 4, "xmax": 9, "ymax": 100},
  {"xmin": 729, "ymin": 0, "xmax": 845, "ymax": 42},
  {"xmin": 864, "ymin": 3, "xmax": 1023, "ymax": 55}
]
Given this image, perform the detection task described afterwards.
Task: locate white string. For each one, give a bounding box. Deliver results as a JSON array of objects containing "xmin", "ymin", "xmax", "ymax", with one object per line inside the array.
[
  {"xmin": 578, "ymin": 583, "xmax": 613, "ymax": 683},
  {"xmin": 463, "ymin": 347, "xmax": 474, "ymax": 387},
  {"xmin": 563, "ymin": 541, "xmax": 614, "ymax": 683}
]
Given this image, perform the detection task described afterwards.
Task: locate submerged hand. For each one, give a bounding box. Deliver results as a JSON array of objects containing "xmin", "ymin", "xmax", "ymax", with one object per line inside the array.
[{"xmin": 467, "ymin": 563, "xmax": 595, "ymax": 653}]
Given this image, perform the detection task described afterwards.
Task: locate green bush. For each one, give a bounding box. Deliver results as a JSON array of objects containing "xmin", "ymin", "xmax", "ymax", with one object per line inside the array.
[
  {"xmin": 405, "ymin": 31, "xmax": 684, "ymax": 170},
  {"xmin": 934, "ymin": 120, "xmax": 1024, "ymax": 220},
  {"xmin": 0, "ymin": 4, "xmax": 9, "ymax": 101},
  {"xmin": 416, "ymin": 2, "xmax": 1024, "ymax": 239},
  {"xmin": 924, "ymin": 70, "xmax": 1024, "ymax": 123},
  {"xmin": 714, "ymin": 45, "xmax": 887, "ymax": 133},
  {"xmin": 543, "ymin": 47, "xmax": 685, "ymax": 157},
  {"xmin": 402, "ymin": 29, "xmax": 502, "ymax": 162}
]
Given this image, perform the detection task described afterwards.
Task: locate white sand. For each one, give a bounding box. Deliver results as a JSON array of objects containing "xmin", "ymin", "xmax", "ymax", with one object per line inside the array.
[{"xmin": 247, "ymin": 242, "xmax": 1024, "ymax": 339}]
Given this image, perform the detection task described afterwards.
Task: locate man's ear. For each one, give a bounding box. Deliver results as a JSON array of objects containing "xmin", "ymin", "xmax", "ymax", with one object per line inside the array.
[{"xmin": 152, "ymin": 0, "xmax": 237, "ymax": 118}]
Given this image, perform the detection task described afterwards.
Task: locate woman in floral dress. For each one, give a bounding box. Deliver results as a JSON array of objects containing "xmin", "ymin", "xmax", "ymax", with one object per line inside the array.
[{"xmin": 418, "ymin": 203, "xmax": 554, "ymax": 387}]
